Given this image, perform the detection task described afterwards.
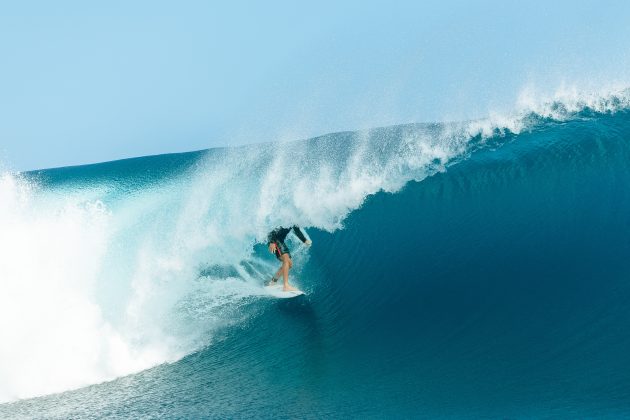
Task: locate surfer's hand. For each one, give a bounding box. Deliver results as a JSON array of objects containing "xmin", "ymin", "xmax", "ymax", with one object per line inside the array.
[
  {"xmin": 269, "ymin": 243, "xmax": 277, "ymax": 254},
  {"xmin": 305, "ymin": 240, "xmax": 312, "ymax": 247}
]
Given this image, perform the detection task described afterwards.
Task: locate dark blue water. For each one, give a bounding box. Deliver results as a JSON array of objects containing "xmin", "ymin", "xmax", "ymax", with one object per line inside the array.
[{"xmin": 2, "ymin": 109, "xmax": 630, "ymax": 418}]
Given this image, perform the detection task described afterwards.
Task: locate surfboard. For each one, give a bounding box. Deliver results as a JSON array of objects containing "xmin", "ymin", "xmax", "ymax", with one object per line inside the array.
[{"xmin": 264, "ymin": 284, "xmax": 304, "ymax": 298}]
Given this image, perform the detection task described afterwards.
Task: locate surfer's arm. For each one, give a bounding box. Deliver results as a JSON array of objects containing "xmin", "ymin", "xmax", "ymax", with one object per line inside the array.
[{"xmin": 292, "ymin": 226, "xmax": 312, "ymax": 246}]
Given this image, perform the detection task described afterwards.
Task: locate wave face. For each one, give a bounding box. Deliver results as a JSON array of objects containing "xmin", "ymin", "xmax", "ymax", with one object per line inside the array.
[{"xmin": 2, "ymin": 95, "xmax": 630, "ymax": 417}]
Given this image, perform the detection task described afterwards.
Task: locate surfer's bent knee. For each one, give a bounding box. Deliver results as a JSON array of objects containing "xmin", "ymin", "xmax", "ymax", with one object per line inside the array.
[{"xmin": 281, "ymin": 253, "xmax": 292, "ymax": 267}]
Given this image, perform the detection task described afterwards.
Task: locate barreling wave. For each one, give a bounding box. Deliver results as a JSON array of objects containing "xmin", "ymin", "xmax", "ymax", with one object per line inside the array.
[{"xmin": 1, "ymin": 86, "xmax": 630, "ymax": 409}]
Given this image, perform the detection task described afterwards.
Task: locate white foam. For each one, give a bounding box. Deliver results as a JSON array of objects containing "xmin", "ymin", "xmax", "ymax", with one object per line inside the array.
[
  {"xmin": 0, "ymin": 173, "xmax": 261, "ymax": 403},
  {"xmin": 0, "ymin": 174, "xmax": 133, "ymax": 402}
]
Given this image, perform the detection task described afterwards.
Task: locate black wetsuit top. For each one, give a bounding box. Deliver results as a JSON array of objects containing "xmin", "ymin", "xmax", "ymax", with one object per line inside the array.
[{"xmin": 267, "ymin": 226, "xmax": 308, "ymax": 245}]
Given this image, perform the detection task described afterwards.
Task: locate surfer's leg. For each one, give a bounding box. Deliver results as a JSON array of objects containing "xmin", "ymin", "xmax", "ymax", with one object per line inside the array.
[
  {"xmin": 270, "ymin": 267, "xmax": 283, "ymax": 283},
  {"xmin": 280, "ymin": 253, "xmax": 297, "ymax": 291},
  {"xmin": 270, "ymin": 240, "xmax": 289, "ymax": 284},
  {"xmin": 280, "ymin": 254, "xmax": 290, "ymax": 285}
]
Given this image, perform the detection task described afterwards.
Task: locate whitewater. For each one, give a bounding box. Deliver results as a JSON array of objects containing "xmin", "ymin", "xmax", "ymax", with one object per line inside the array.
[{"xmin": 1, "ymin": 87, "xmax": 630, "ymax": 418}]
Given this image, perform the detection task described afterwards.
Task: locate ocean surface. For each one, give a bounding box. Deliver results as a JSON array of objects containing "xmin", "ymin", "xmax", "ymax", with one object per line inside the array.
[{"xmin": 1, "ymin": 91, "xmax": 630, "ymax": 418}]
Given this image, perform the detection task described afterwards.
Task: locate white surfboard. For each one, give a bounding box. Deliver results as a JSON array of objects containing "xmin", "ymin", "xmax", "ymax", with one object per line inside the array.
[{"xmin": 264, "ymin": 284, "xmax": 305, "ymax": 298}]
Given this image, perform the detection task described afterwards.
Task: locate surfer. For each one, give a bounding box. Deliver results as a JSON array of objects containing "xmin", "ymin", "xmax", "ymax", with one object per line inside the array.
[{"xmin": 267, "ymin": 226, "xmax": 311, "ymax": 291}]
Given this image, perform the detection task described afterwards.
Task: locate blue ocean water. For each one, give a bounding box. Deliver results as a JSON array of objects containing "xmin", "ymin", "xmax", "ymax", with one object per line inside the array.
[{"xmin": 1, "ymin": 96, "xmax": 630, "ymax": 418}]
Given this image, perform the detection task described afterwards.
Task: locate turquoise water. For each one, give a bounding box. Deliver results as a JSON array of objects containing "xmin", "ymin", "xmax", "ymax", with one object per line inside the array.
[{"xmin": 1, "ymin": 95, "xmax": 630, "ymax": 418}]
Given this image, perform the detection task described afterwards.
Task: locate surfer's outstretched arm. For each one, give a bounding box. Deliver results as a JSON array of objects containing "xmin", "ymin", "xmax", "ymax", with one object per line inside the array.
[{"xmin": 292, "ymin": 226, "xmax": 312, "ymax": 245}]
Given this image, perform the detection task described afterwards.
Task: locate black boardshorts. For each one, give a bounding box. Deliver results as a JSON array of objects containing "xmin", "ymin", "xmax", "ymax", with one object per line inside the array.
[{"xmin": 272, "ymin": 240, "xmax": 291, "ymax": 260}]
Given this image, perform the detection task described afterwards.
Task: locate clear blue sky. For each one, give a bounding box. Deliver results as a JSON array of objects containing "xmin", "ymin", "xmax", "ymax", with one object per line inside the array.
[{"xmin": 1, "ymin": 0, "xmax": 629, "ymax": 171}]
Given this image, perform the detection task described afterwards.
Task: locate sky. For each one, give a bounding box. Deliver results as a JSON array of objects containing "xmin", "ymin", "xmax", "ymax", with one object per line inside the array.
[{"xmin": 1, "ymin": 0, "xmax": 630, "ymax": 171}]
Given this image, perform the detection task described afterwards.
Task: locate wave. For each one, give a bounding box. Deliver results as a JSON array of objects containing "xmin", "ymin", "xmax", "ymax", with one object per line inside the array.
[{"xmin": 1, "ymin": 87, "xmax": 629, "ymax": 406}]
